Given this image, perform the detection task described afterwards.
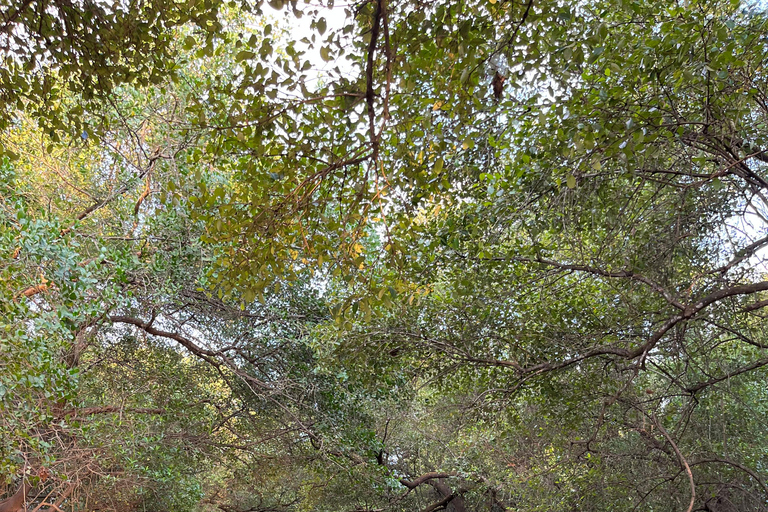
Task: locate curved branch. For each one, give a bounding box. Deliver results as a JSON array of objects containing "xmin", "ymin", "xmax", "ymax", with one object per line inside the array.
[
  {"xmin": 702, "ymin": 319, "xmax": 768, "ymax": 349},
  {"xmin": 455, "ymin": 281, "xmax": 768, "ymax": 400},
  {"xmin": 742, "ymin": 298, "xmax": 768, "ymax": 313},
  {"xmin": 422, "ymin": 493, "xmax": 455, "ymax": 512},
  {"xmin": 653, "ymin": 414, "xmax": 695, "ymax": 512},
  {"xmin": 520, "ymin": 256, "xmax": 685, "ymax": 310},
  {"xmin": 711, "ymin": 234, "xmax": 768, "ymax": 276},
  {"xmin": 109, "ymin": 314, "xmax": 220, "ymax": 365},
  {"xmin": 685, "ymin": 355, "xmax": 768, "ymax": 394},
  {"xmin": 399, "ymin": 472, "xmax": 456, "ymax": 490},
  {"xmin": 690, "ymin": 458, "xmax": 768, "ymax": 497}
]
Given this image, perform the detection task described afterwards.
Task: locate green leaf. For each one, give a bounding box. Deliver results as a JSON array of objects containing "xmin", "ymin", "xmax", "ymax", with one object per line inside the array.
[
  {"xmin": 434, "ymin": 157, "xmax": 444, "ymax": 174},
  {"xmin": 235, "ymin": 50, "xmax": 255, "ymax": 61}
]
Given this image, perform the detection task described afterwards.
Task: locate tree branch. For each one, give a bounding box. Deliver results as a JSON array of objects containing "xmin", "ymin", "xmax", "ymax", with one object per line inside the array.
[
  {"xmin": 710, "ymin": 234, "xmax": 768, "ymax": 276},
  {"xmin": 690, "ymin": 458, "xmax": 768, "ymax": 497},
  {"xmin": 524, "ymin": 256, "xmax": 685, "ymax": 310},
  {"xmin": 61, "ymin": 149, "xmax": 163, "ymax": 235},
  {"xmin": 422, "ymin": 493, "xmax": 455, "ymax": 512},
  {"xmin": 109, "ymin": 314, "xmax": 220, "ymax": 366},
  {"xmin": 685, "ymin": 355, "xmax": 768, "ymax": 394},
  {"xmin": 399, "ymin": 472, "xmax": 456, "ymax": 490},
  {"xmin": 459, "ymin": 280, "xmax": 768, "ymax": 386},
  {"xmin": 53, "ymin": 406, "xmax": 164, "ymax": 418},
  {"xmin": 653, "ymin": 414, "xmax": 695, "ymax": 512},
  {"xmin": 365, "ymin": 0, "xmax": 383, "ymax": 161}
]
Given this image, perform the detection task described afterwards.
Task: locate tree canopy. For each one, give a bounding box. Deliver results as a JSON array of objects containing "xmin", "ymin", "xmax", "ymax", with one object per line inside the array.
[{"xmin": 2, "ymin": 0, "xmax": 768, "ymax": 510}]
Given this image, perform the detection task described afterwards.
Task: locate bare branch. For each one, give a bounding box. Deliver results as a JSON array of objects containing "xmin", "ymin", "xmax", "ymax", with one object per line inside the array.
[
  {"xmin": 710, "ymin": 234, "xmax": 768, "ymax": 276},
  {"xmin": 109, "ymin": 314, "xmax": 220, "ymax": 366},
  {"xmin": 653, "ymin": 414, "xmax": 695, "ymax": 512},
  {"xmin": 685, "ymin": 355, "xmax": 768, "ymax": 394},
  {"xmin": 690, "ymin": 458, "xmax": 768, "ymax": 497},
  {"xmin": 524, "ymin": 256, "xmax": 685, "ymax": 310}
]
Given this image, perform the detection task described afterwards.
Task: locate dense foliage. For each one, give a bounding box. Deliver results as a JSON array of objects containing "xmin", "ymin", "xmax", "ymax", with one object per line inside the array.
[{"xmin": 2, "ymin": 0, "xmax": 768, "ymax": 510}]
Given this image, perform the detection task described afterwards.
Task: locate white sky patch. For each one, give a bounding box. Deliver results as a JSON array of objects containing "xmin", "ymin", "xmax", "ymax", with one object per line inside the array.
[{"xmin": 280, "ymin": 2, "xmax": 357, "ymax": 91}]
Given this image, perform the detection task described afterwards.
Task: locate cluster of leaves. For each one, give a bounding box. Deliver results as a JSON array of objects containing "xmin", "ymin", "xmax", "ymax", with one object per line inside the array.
[{"xmin": 0, "ymin": 0, "xmax": 233, "ymax": 142}]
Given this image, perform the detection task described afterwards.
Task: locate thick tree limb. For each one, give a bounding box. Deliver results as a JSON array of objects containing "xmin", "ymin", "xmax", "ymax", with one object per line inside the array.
[
  {"xmin": 32, "ymin": 482, "xmax": 74, "ymax": 512},
  {"xmin": 742, "ymin": 298, "xmax": 768, "ymax": 313},
  {"xmin": 422, "ymin": 493, "xmax": 455, "ymax": 512},
  {"xmin": 0, "ymin": 469, "xmax": 48, "ymax": 512},
  {"xmin": 426, "ymin": 478, "xmax": 467, "ymax": 512},
  {"xmin": 0, "ymin": 479, "xmax": 32, "ymax": 512},
  {"xmin": 399, "ymin": 472, "xmax": 456, "ymax": 490}
]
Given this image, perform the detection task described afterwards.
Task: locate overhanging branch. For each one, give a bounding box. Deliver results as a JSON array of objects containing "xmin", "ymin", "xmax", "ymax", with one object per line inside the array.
[{"xmin": 400, "ymin": 472, "xmax": 456, "ymax": 490}]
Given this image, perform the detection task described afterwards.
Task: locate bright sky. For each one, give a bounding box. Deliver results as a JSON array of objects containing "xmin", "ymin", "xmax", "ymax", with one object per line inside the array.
[{"xmin": 284, "ymin": 2, "xmax": 356, "ymax": 88}]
